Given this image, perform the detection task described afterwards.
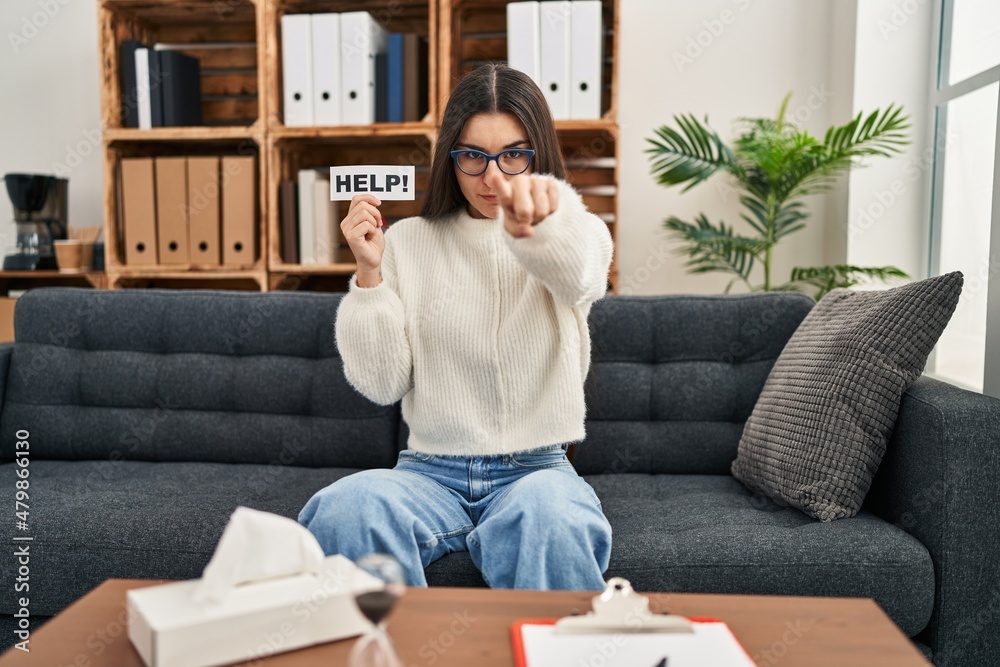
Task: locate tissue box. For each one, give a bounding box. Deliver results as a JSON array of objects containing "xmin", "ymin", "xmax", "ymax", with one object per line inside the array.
[{"xmin": 128, "ymin": 554, "xmax": 381, "ymax": 667}]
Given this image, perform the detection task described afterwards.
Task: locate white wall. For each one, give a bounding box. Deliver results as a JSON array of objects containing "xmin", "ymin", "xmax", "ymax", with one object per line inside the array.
[
  {"xmin": 0, "ymin": 0, "xmax": 102, "ymax": 249},
  {"xmin": 823, "ymin": 0, "xmax": 859, "ymax": 270},
  {"xmin": 847, "ymin": 0, "xmax": 935, "ymax": 282},
  {"xmin": 617, "ymin": 0, "xmax": 931, "ymax": 295}
]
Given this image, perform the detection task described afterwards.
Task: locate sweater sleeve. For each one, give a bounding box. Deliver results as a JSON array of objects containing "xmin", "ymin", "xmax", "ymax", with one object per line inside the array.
[
  {"xmin": 333, "ymin": 237, "xmax": 413, "ymax": 405},
  {"xmin": 501, "ymin": 176, "xmax": 614, "ymax": 307}
]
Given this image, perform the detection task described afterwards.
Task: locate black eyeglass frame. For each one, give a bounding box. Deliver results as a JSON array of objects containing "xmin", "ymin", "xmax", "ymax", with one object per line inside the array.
[{"xmin": 449, "ymin": 149, "xmax": 536, "ymax": 176}]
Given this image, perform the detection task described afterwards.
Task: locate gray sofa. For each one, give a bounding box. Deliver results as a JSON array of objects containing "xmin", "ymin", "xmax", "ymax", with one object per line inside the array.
[{"xmin": 0, "ymin": 287, "xmax": 997, "ymax": 665}]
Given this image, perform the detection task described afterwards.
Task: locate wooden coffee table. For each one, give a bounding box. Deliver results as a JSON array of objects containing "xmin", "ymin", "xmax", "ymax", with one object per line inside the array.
[{"xmin": 0, "ymin": 579, "xmax": 930, "ymax": 666}]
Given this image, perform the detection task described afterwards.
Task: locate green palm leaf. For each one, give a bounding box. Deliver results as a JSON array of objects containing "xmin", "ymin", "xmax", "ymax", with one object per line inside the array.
[
  {"xmin": 779, "ymin": 265, "xmax": 909, "ymax": 299},
  {"xmin": 780, "ymin": 105, "xmax": 910, "ymax": 200},
  {"xmin": 772, "ymin": 201, "xmax": 808, "ymax": 239},
  {"xmin": 646, "ymin": 114, "xmax": 736, "ymax": 192},
  {"xmin": 664, "ymin": 214, "xmax": 768, "ymax": 291},
  {"xmin": 739, "ymin": 194, "xmax": 769, "ymax": 236}
]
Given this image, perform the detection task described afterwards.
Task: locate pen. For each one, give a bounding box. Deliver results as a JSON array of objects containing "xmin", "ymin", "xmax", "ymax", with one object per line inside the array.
[{"xmin": 653, "ymin": 658, "xmax": 668, "ymax": 667}]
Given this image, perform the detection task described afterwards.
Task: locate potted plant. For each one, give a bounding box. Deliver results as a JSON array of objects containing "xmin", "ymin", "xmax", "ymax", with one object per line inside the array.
[{"xmin": 646, "ymin": 94, "xmax": 910, "ymax": 298}]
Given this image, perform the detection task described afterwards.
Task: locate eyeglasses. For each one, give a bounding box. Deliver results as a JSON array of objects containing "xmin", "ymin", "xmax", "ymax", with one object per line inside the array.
[{"xmin": 450, "ymin": 149, "xmax": 535, "ymax": 176}]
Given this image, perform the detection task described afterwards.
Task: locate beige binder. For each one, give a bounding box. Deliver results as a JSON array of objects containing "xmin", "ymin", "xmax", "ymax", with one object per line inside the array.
[
  {"xmin": 154, "ymin": 157, "xmax": 189, "ymax": 265},
  {"xmin": 187, "ymin": 156, "xmax": 221, "ymax": 265},
  {"xmin": 221, "ymin": 156, "xmax": 256, "ymax": 266},
  {"xmin": 0, "ymin": 297, "xmax": 15, "ymax": 343},
  {"xmin": 120, "ymin": 157, "xmax": 159, "ymax": 265}
]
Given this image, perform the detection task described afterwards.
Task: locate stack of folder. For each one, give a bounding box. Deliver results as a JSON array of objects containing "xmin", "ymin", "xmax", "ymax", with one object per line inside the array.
[
  {"xmin": 281, "ymin": 11, "xmax": 429, "ymax": 127},
  {"xmin": 118, "ymin": 156, "xmax": 256, "ymax": 267},
  {"xmin": 120, "ymin": 40, "xmax": 203, "ymax": 129},
  {"xmin": 507, "ymin": 0, "xmax": 604, "ymax": 120}
]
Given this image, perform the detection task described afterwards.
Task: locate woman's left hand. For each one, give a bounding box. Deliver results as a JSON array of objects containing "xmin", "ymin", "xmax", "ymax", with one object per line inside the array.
[{"xmin": 496, "ymin": 174, "xmax": 560, "ymax": 238}]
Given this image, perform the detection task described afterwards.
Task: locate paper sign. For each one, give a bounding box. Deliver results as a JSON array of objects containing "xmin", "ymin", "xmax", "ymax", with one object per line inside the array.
[{"xmin": 329, "ymin": 165, "xmax": 416, "ymax": 201}]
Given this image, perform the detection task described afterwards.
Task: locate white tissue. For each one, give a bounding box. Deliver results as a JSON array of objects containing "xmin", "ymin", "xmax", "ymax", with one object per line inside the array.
[{"xmin": 193, "ymin": 506, "xmax": 326, "ymax": 603}]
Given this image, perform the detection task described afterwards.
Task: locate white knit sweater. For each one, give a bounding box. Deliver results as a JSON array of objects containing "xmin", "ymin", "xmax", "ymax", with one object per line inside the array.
[{"xmin": 334, "ymin": 177, "xmax": 614, "ymax": 456}]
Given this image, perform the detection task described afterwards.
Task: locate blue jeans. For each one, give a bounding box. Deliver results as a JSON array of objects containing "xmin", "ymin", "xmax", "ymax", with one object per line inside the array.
[{"xmin": 298, "ymin": 445, "xmax": 612, "ymax": 590}]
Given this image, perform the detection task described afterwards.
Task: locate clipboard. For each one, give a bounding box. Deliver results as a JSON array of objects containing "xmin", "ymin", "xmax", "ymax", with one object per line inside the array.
[{"xmin": 510, "ymin": 579, "xmax": 756, "ymax": 667}]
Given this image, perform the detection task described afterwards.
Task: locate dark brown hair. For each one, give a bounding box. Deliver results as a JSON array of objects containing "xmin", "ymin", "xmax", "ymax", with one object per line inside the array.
[{"xmin": 420, "ymin": 63, "xmax": 566, "ymax": 219}]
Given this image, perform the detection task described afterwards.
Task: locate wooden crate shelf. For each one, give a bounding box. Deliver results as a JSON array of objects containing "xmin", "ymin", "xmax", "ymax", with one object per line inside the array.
[
  {"xmin": 101, "ymin": 137, "xmax": 265, "ymax": 274},
  {"xmin": 99, "ymin": 0, "xmax": 263, "ymax": 131},
  {"xmin": 264, "ymin": 0, "xmax": 436, "ymax": 130},
  {"xmin": 266, "ymin": 133, "xmax": 433, "ymax": 269}
]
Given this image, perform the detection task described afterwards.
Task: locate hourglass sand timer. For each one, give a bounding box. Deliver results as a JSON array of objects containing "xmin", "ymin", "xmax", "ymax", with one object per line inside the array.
[{"xmin": 348, "ymin": 553, "xmax": 406, "ymax": 667}]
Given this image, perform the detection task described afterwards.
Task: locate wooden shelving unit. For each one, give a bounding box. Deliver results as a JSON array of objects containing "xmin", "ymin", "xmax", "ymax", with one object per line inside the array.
[
  {"xmin": 96, "ymin": 0, "xmax": 620, "ymax": 293},
  {"xmin": 97, "ymin": 0, "xmax": 266, "ymax": 290}
]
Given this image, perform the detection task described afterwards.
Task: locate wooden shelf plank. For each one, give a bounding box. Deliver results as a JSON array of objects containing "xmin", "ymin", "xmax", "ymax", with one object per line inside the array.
[
  {"xmin": 101, "ymin": 0, "xmax": 257, "ymax": 22},
  {"xmin": 270, "ymin": 123, "xmax": 437, "ymax": 140},
  {"xmin": 104, "ymin": 126, "xmax": 259, "ymax": 142},
  {"xmin": 268, "ymin": 264, "xmax": 357, "ymax": 275},
  {"xmin": 555, "ymin": 118, "xmax": 618, "ymax": 133},
  {"xmin": 0, "ymin": 270, "xmax": 102, "ymax": 278},
  {"xmin": 109, "ymin": 266, "xmax": 265, "ymax": 276}
]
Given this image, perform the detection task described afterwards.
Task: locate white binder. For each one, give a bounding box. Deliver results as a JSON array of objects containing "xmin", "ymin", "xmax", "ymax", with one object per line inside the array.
[
  {"xmin": 507, "ymin": 1, "xmax": 541, "ymax": 86},
  {"xmin": 540, "ymin": 1, "xmax": 571, "ymax": 120},
  {"xmin": 569, "ymin": 0, "xmax": 603, "ymax": 120},
  {"xmin": 281, "ymin": 13, "xmax": 313, "ymax": 127},
  {"xmin": 313, "ymin": 172, "xmax": 336, "ymax": 264},
  {"xmin": 135, "ymin": 48, "xmax": 152, "ymax": 130},
  {"xmin": 340, "ymin": 11, "xmax": 386, "ymax": 125},
  {"xmin": 311, "ymin": 13, "xmax": 342, "ymax": 126},
  {"xmin": 297, "ymin": 169, "xmax": 318, "ymax": 265}
]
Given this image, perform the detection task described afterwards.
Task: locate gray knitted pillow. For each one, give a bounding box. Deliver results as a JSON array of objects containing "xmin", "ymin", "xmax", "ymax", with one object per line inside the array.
[{"xmin": 731, "ymin": 272, "xmax": 963, "ymax": 522}]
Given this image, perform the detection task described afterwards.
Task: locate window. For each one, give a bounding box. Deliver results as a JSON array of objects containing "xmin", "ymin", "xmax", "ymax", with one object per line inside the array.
[
  {"xmin": 947, "ymin": 0, "xmax": 1000, "ymax": 86},
  {"xmin": 929, "ymin": 0, "xmax": 1000, "ymax": 396}
]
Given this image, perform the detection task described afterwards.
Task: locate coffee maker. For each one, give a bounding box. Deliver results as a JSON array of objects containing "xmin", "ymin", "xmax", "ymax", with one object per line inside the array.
[{"xmin": 3, "ymin": 173, "xmax": 68, "ymax": 270}]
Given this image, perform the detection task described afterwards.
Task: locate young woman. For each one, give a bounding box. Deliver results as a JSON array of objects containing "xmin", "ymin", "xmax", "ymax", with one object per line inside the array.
[{"xmin": 298, "ymin": 63, "xmax": 614, "ymax": 590}]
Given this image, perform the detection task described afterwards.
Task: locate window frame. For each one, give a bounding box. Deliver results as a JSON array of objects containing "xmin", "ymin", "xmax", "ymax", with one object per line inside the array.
[{"xmin": 928, "ymin": 0, "xmax": 1000, "ymax": 397}]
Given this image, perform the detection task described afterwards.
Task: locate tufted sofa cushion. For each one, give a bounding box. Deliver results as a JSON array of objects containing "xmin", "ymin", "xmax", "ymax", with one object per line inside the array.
[
  {"xmin": 0, "ymin": 289, "xmax": 402, "ymax": 469},
  {"xmin": 573, "ymin": 293, "xmax": 815, "ymax": 475}
]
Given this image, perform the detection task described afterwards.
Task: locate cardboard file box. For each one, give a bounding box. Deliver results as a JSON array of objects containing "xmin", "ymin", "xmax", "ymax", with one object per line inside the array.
[
  {"xmin": 120, "ymin": 157, "xmax": 159, "ymax": 265},
  {"xmin": 154, "ymin": 156, "xmax": 190, "ymax": 265},
  {"xmin": 127, "ymin": 554, "xmax": 380, "ymax": 667},
  {"xmin": 221, "ymin": 155, "xmax": 256, "ymax": 266},
  {"xmin": 187, "ymin": 156, "xmax": 221, "ymax": 265}
]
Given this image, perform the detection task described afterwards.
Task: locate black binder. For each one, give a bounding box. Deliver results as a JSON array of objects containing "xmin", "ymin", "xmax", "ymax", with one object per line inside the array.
[
  {"xmin": 375, "ymin": 51, "xmax": 389, "ymax": 123},
  {"xmin": 119, "ymin": 39, "xmax": 145, "ymax": 128},
  {"xmin": 149, "ymin": 49, "xmax": 164, "ymax": 127},
  {"xmin": 159, "ymin": 50, "xmax": 203, "ymax": 127}
]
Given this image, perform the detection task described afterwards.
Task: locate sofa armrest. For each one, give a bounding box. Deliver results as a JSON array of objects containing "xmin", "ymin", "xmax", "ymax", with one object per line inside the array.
[{"xmin": 865, "ymin": 375, "xmax": 1000, "ymax": 666}]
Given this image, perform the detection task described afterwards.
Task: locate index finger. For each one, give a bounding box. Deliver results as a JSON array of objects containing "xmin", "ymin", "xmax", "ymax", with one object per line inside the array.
[{"xmin": 494, "ymin": 177, "xmax": 513, "ymax": 205}]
